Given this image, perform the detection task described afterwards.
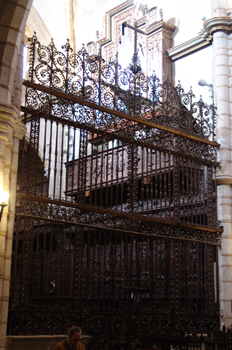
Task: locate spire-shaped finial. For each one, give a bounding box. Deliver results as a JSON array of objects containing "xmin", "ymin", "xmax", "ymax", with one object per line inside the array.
[{"xmin": 62, "ymin": 39, "xmax": 73, "ymax": 53}]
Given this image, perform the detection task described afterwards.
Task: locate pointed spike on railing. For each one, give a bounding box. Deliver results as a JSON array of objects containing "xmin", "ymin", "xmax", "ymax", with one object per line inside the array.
[
  {"xmin": 114, "ymin": 52, "xmax": 119, "ymax": 67},
  {"xmin": 62, "ymin": 39, "xmax": 73, "ymax": 52},
  {"xmin": 28, "ymin": 31, "xmax": 38, "ymax": 44},
  {"xmin": 49, "ymin": 38, "xmax": 55, "ymax": 48},
  {"xmin": 78, "ymin": 43, "xmax": 87, "ymax": 57},
  {"xmin": 188, "ymin": 86, "xmax": 195, "ymax": 98}
]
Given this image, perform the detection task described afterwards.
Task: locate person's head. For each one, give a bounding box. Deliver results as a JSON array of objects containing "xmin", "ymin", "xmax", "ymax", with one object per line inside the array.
[{"xmin": 67, "ymin": 326, "xmax": 82, "ymax": 346}]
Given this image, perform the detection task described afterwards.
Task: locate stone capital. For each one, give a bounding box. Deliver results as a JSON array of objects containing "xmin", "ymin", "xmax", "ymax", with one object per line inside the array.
[
  {"xmin": 13, "ymin": 119, "xmax": 26, "ymax": 140},
  {"xmin": 167, "ymin": 16, "xmax": 232, "ymax": 61},
  {"xmin": 204, "ymin": 16, "xmax": 232, "ymax": 35},
  {"xmin": 217, "ymin": 176, "xmax": 232, "ymax": 185},
  {"xmin": 0, "ymin": 103, "xmax": 24, "ymax": 142}
]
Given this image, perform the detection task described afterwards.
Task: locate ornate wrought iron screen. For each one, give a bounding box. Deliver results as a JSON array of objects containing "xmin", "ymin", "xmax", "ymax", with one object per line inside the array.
[{"xmin": 8, "ymin": 34, "xmax": 221, "ymax": 348}]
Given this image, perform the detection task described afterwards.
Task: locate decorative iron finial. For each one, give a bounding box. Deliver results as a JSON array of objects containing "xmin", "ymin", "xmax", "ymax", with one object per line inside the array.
[
  {"xmin": 48, "ymin": 38, "xmax": 56, "ymax": 51},
  {"xmin": 62, "ymin": 39, "xmax": 73, "ymax": 53},
  {"xmin": 129, "ymin": 53, "xmax": 142, "ymax": 74},
  {"xmin": 28, "ymin": 31, "xmax": 39, "ymax": 45},
  {"xmin": 188, "ymin": 86, "xmax": 195, "ymax": 98}
]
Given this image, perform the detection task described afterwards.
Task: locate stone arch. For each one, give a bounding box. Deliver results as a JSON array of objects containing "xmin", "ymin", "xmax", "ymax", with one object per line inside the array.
[{"xmin": 0, "ymin": 0, "xmax": 33, "ymax": 107}]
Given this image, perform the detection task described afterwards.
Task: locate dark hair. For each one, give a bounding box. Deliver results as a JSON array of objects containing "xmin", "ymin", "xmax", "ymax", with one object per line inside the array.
[{"xmin": 68, "ymin": 326, "xmax": 82, "ymax": 335}]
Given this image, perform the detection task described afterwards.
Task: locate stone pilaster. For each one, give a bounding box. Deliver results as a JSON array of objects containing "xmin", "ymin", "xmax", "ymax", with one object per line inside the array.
[
  {"xmin": 0, "ymin": 105, "xmax": 26, "ymax": 350},
  {"xmin": 209, "ymin": 0, "xmax": 232, "ymax": 327},
  {"xmin": 0, "ymin": 0, "xmax": 33, "ymax": 348}
]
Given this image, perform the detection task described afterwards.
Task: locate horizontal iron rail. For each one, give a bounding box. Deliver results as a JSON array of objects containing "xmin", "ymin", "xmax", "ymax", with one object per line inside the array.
[
  {"xmin": 18, "ymin": 195, "xmax": 223, "ymax": 235},
  {"xmin": 21, "ymin": 106, "xmax": 219, "ymax": 166},
  {"xmin": 15, "ymin": 212, "xmax": 221, "ymax": 246},
  {"xmin": 23, "ymin": 81, "xmax": 220, "ymax": 148}
]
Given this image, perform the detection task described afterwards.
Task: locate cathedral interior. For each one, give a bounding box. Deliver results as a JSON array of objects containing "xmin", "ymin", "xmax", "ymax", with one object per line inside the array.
[{"xmin": 1, "ymin": 1, "xmax": 232, "ymax": 350}]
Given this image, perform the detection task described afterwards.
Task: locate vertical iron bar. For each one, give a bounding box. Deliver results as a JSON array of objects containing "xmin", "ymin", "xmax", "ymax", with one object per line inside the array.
[
  {"xmin": 105, "ymin": 138, "xmax": 109, "ymax": 209},
  {"xmin": 155, "ymin": 150, "xmax": 158, "ymax": 215},
  {"xmin": 103, "ymin": 232, "xmax": 107, "ymax": 309},
  {"xmin": 127, "ymin": 144, "xmax": 138, "ymax": 213},
  {"xmin": 11, "ymin": 216, "xmax": 20, "ymax": 307},
  {"xmin": 94, "ymin": 135, "xmax": 99, "ymax": 206},
  {"xmin": 65, "ymin": 225, "xmax": 70, "ymax": 302},
  {"xmin": 34, "ymin": 220, "xmax": 40, "ymax": 306},
  {"xmin": 55, "ymin": 223, "xmax": 59, "ymax": 305},
  {"xmin": 174, "ymin": 155, "xmax": 181, "ymax": 222},
  {"xmin": 100, "ymin": 141, "xmax": 104, "ymax": 207},
  {"xmin": 41, "ymin": 117, "xmax": 47, "ymax": 197},
  {"xmin": 150, "ymin": 149, "xmax": 154, "ymax": 216},
  {"xmin": 48, "ymin": 221, "xmax": 53, "ymax": 307},
  {"xmin": 164, "ymin": 152, "xmax": 167, "ymax": 219},
  {"xmin": 141, "ymin": 147, "xmax": 145, "ymax": 214},
  {"xmin": 60, "ymin": 223, "xmax": 65, "ymax": 300},
  {"xmin": 98, "ymin": 230, "xmax": 101, "ymax": 300},
  {"xmin": 86, "ymin": 229, "xmax": 91, "ymax": 307},
  {"xmin": 174, "ymin": 241, "xmax": 181, "ymax": 325},
  {"xmin": 53, "ymin": 122, "xmax": 59, "ymax": 199},
  {"xmin": 42, "ymin": 221, "xmax": 47, "ymax": 305},
  {"xmin": 48, "ymin": 120, "xmax": 53, "ymax": 198},
  {"xmin": 89, "ymin": 131, "xmax": 94, "ymax": 206},
  {"xmin": 109, "ymin": 232, "xmax": 113, "ymax": 308},
  {"xmin": 167, "ymin": 239, "xmax": 171, "ymax": 311},
  {"xmin": 60, "ymin": 123, "xmax": 65, "ymax": 200},
  {"xmin": 146, "ymin": 148, "xmax": 149, "ymax": 212},
  {"xmin": 20, "ymin": 217, "xmax": 34, "ymax": 308},
  {"xmin": 159, "ymin": 151, "xmax": 162, "ymax": 217},
  {"xmin": 78, "ymin": 129, "xmax": 88, "ymax": 204},
  {"xmin": 207, "ymin": 166, "xmax": 215, "ymax": 227},
  {"xmin": 190, "ymin": 160, "xmax": 194, "ymax": 225},
  {"xmin": 116, "ymin": 148, "xmax": 119, "ymax": 210},
  {"xmin": 92, "ymin": 229, "xmax": 96, "ymax": 302},
  {"xmin": 168, "ymin": 153, "xmax": 171, "ymax": 219},
  {"xmin": 110, "ymin": 147, "xmax": 114, "ymax": 209},
  {"xmin": 72, "ymin": 126, "xmax": 77, "ymax": 203},
  {"xmin": 73, "ymin": 226, "xmax": 84, "ymax": 311},
  {"xmin": 28, "ymin": 32, "xmax": 37, "ymax": 83}
]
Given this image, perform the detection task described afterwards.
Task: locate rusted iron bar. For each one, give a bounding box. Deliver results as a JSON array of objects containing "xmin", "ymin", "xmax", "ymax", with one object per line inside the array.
[{"xmin": 16, "ymin": 196, "xmax": 223, "ymax": 235}]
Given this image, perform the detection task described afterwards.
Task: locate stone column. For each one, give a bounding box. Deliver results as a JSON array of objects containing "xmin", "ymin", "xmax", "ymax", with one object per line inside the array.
[
  {"xmin": 210, "ymin": 0, "xmax": 232, "ymax": 327},
  {"xmin": 0, "ymin": 107, "xmax": 26, "ymax": 350},
  {"xmin": 0, "ymin": 1, "xmax": 33, "ymax": 349}
]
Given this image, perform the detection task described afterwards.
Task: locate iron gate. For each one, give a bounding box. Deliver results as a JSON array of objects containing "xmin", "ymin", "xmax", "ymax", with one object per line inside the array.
[{"xmin": 8, "ymin": 34, "xmax": 221, "ymax": 349}]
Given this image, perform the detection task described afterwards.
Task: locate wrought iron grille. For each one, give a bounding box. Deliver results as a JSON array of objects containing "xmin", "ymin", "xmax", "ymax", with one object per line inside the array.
[
  {"xmin": 25, "ymin": 33, "xmax": 216, "ymax": 141},
  {"xmin": 8, "ymin": 34, "xmax": 221, "ymax": 349}
]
